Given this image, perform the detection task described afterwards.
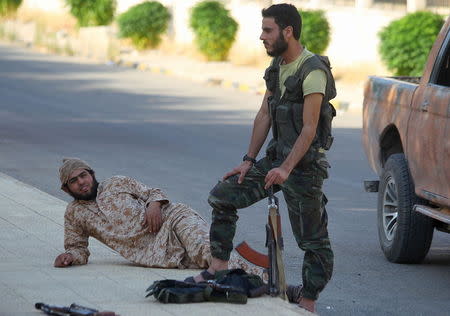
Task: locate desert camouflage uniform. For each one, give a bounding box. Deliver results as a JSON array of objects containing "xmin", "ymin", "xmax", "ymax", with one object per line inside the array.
[{"xmin": 64, "ymin": 176, "xmax": 261, "ymax": 275}]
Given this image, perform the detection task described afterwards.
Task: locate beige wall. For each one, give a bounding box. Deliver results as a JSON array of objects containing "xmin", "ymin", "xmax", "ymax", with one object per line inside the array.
[
  {"xmin": 18, "ymin": 0, "xmax": 421, "ymax": 72},
  {"xmin": 326, "ymin": 7, "xmax": 404, "ymax": 70},
  {"xmin": 134, "ymin": 1, "xmax": 404, "ymax": 70},
  {"xmin": 22, "ymin": 0, "xmax": 68, "ymax": 12}
]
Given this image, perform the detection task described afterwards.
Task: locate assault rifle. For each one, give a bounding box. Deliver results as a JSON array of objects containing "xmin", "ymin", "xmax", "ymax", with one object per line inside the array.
[
  {"xmin": 35, "ymin": 302, "xmax": 116, "ymax": 316},
  {"xmin": 235, "ymin": 187, "xmax": 287, "ymax": 299}
]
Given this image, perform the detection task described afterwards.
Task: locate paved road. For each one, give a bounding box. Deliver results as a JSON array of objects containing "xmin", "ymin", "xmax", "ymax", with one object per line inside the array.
[{"xmin": 0, "ymin": 43, "xmax": 448, "ymax": 315}]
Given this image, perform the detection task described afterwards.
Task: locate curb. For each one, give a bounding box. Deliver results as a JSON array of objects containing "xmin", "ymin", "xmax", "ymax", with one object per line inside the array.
[
  {"xmin": 112, "ymin": 58, "xmax": 351, "ymax": 113},
  {"xmin": 113, "ymin": 57, "xmax": 173, "ymax": 76},
  {"xmin": 1, "ymin": 36, "xmax": 352, "ymax": 114},
  {"xmin": 208, "ymin": 78, "xmax": 264, "ymax": 95},
  {"xmin": 106, "ymin": 57, "xmax": 352, "ymax": 113},
  {"xmin": 1, "ymin": 18, "xmax": 359, "ymax": 115}
]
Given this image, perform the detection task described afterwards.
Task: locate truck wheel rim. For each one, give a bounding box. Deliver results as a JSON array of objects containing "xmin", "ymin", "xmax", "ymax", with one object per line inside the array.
[{"xmin": 382, "ymin": 177, "xmax": 398, "ymax": 241}]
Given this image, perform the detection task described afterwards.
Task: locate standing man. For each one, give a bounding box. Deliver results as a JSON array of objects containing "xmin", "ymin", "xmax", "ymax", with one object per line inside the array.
[{"xmin": 188, "ymin": 3, "xmax": 336, "ymax": 313}]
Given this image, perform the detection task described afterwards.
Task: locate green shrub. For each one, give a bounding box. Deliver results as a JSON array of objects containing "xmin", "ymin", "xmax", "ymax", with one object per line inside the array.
[
  {"xmin": 379, "ymin": 11, "xmax": 444, "ymax": 76},
  {"xmin": 117, "ymin": 1, "xmax": 170, "ymax": 50},
  {"xmin": 299, "ymin": 10, "xmax": 330, "ymax": 55},
  {"xmin": 65, "ymin": 0, "xmax": 116, "ymax": 27},
  {"xmin": 190, "ymin": 1, "xmax": 238, "ymax": 61},
  {"xmin": 0, "ymin": 0, "xmax": 22, "ymax": 17}
]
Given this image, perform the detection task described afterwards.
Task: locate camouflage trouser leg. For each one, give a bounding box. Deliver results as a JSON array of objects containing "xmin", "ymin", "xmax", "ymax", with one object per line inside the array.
[
  {"xmin": 209, "ymin": 156, "xmax": 333, "ymax": 300},
  {"xmin": 281, "ymin": 164, "xmax": 334, "ymax": 300},
  {"xmin": 208, "ymin": 157, "xmax": 275, "ymax": 261}
]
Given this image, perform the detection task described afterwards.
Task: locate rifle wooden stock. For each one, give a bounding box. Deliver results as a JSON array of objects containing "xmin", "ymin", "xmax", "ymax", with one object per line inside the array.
[
  {"xmin": 234, "ymin": 188, "xmax": 287, "ymax": 300},
  {"xmin": 268, "ymin": 205, "xmax": 287, "ymax": 300},
  {"xmin": 235, "ymin": 241, "xmax": 269, "ymax": 268}
]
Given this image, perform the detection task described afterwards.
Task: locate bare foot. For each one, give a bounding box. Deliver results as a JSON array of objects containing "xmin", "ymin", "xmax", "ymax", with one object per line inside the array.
[{"xmin": 298, "ymin": 297, "xmax": 316, "ymax": 313}]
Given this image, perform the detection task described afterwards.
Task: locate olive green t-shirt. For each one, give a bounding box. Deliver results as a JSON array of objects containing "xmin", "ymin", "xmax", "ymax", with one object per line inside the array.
[{"xmin": 276, "ymin": 48, "xmax": 327, "ymax": 97}]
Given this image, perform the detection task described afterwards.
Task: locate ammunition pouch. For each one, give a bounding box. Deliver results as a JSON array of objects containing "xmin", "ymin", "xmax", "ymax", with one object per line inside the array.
[
  {"xmin": 263, "ymin": 58, "xmax": 281, "ymax": 93},
  {"xmin": 318, "ymin": 102, "xmax": 336, "ymax": 150},
  {"xmin": 266, "ymin": 139, "xmax": 277, "ymax": 161},
  {"xmin": 145, "ymin": 269, "xmax": 265, "ymax": 305},
  {"xmin": 263, "ymin": 54, "xmax": 337, "ymax": 159}
]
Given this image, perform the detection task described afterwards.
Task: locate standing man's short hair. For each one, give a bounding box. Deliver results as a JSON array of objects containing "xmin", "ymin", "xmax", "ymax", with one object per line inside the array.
[{"xmin": 262, "ymin": 4, "xmax": 302, "ymax": 40}]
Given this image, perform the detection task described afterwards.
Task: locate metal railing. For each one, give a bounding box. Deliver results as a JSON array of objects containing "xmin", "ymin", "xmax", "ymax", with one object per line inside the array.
[
  {"xmin": 373, "ymin": 0, "xmax": 407, "ymax": 5},
  {"xmin": 279, "ymin": 0, "xmax": 449, "ymax": 11},
  {"xmin": 329, "ymin": 0, "xmax": 356, "ymax": 6},
  {"xmin": 426, "ymin": 0, "xmax": 450, "ymax": 7},
  {"xmin": 287, "ymin": 0, "xmax": 356, "ymax": 8}
]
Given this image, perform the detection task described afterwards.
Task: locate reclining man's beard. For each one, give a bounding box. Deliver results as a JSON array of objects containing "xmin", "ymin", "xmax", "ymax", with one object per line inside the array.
[
  {"xmin": 69, "ymin": 179, "xmax": 99, "ymax": 201},
  {"xmin": 267, "ymin": 33, "xmax": 288, "ymax": 57}
]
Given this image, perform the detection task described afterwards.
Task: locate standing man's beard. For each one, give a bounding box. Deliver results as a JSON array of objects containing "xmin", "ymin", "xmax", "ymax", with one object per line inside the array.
[
  {"xmin": 69, "ymin": 178, "xmax": 99, "ymax": 201},
  {"xmin": 266, "ymin": 31, "xmax": 288, "ymax": 57}
]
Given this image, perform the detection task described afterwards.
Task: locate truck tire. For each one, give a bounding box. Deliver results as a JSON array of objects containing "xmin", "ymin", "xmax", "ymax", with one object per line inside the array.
[{"xmin": 377, "ymin": 153, "xmax": 434, "ymax": 263}]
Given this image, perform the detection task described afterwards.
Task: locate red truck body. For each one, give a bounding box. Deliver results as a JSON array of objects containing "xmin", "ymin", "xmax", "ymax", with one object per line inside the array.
[{"xmin": 362, "ymin": 17, "xmax": 450, "ymax": 263}]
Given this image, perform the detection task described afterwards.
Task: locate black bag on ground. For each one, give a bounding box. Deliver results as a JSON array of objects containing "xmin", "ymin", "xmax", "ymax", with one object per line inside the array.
[
  {"xmin": 213, "ymin": 268, "xmax": 267, "ymax": 298},
  {"xmin": 145, "ymin": 269, "xmax": 266, "ymax": 304},
  {"xmin": 146, "ymin": 279, "xmax": 212, "ymax": 304}
]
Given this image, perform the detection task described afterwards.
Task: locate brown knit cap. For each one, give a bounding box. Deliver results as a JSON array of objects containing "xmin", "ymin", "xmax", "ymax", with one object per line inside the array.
[{"xmin": 59, "ymin": 157, "xmax": 93, "ymax": 189}]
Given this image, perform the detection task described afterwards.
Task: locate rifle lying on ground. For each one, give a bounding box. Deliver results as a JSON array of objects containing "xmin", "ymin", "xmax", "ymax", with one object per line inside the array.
[
  {"xmin": 35, "ymin": 302, "xmax": 117, "ymax": 316},
  {"xmin": 235, "ymin": 187, "xmax": 287, "ymax": 299}
]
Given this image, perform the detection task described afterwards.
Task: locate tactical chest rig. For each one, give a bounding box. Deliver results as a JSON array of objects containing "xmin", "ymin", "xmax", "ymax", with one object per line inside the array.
[{"xmin": 264, "ymin": 54, "xmax": 337, "ymax": 166}]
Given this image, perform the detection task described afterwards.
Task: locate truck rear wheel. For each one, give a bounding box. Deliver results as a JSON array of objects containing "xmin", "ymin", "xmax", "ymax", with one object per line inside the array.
[{"xmin": 377, "ymin": 154, "xmax": 434, "ymax": 263}]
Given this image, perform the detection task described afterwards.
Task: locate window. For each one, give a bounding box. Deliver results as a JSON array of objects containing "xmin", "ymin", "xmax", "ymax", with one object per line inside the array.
[
  {"xmin": 435, "ymin": 49, "xmax": 450, "ymax": 87},
  {"xmin": 431, "ymin": 30, "xmax": 450, "ymax": 87}
]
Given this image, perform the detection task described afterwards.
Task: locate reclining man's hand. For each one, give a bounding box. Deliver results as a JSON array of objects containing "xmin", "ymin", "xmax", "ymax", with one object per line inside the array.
[
  {"xmin": 143, "ymin": 201, "xmax": 163, "ymax": 234},
  {"xmin": 54, "ymin": 253, "xmax": 74, "ymax": 267}
]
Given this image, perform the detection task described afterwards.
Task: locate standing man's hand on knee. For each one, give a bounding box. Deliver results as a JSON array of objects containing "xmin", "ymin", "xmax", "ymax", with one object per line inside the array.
[
  {"xmin": 54, "ymin": 253, "xmax": 74, "ymax": 267},
  {"xmin": 143, "ymin": 201, "xmax": 163, "ymax": 234},
  {"xmin": 223, "ymin": 161, "xmax": 253, "ymax": 184}
]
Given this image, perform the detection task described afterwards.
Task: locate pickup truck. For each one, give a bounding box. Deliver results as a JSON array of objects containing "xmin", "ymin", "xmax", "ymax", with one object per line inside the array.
[{"xmin": 362, "ymin": 17, "xmax": 450, "ymax": 263}]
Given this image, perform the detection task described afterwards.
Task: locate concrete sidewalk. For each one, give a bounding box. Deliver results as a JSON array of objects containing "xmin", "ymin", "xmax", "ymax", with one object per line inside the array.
[{"xmin": 0, "ymin": 172, "xmax": 312, "ymax": 316}]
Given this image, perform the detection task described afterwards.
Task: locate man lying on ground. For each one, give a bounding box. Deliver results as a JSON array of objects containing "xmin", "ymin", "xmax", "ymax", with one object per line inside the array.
[{"xmin": 54, "ymin": 158, "xmax": 260, "ymax": 277}]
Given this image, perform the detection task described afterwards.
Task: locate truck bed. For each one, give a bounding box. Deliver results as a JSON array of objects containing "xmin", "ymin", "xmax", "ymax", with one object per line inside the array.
[
  {"xmin": 362, "ymin": 76, "xmax": 418, "ymax": 175},
  {"xmin": 389, "ymin": 76, "xmax": 421, "ymax": 84}
]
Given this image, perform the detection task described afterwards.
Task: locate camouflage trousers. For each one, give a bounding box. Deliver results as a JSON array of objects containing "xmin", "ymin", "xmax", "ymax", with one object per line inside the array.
[{"xmin": 208, "ymin": 156, "xmax": 334, "ymax": 300}]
